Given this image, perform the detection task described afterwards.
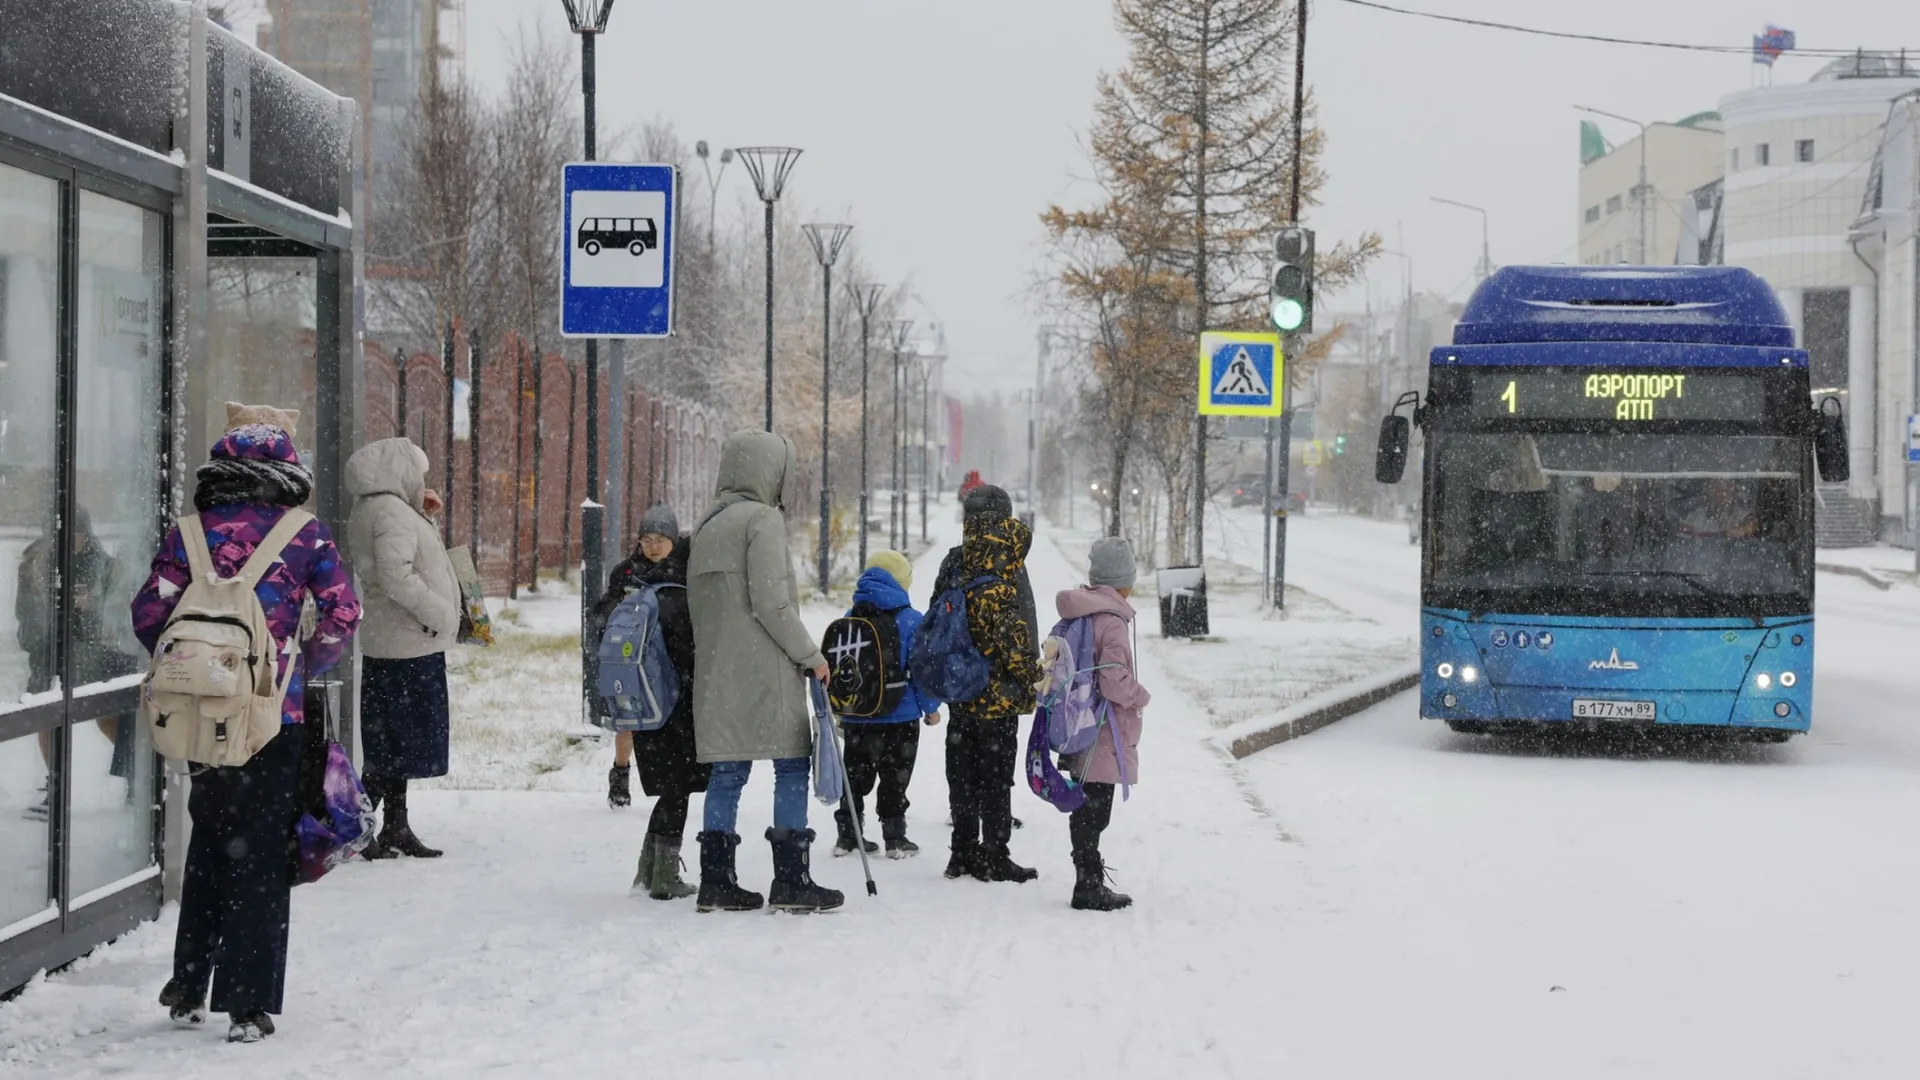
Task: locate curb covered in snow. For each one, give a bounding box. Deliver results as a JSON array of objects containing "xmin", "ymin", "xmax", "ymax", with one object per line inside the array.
[
  {"xmin": 1816, "ymin": 562, "xmax": 1894, "ymax": 591},
  {"xmin": 1216, "ymin": 665, "xmax": 1421, "ymax": 760}
]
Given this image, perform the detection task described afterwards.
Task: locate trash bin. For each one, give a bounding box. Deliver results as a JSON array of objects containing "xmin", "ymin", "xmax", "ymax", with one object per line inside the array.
[{"xmin": 1156, "ymin": 565, "xmax": 1209, "ymax": 638}]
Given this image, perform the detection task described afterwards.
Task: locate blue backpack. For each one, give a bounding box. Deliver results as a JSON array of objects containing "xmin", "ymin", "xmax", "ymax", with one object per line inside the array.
[
  {"xmin": 909, "ymin": 575, "xmax": 996, "ymax": 703},
  {"xmin": 595, "ymin": 583, "xmax": 683, "ymax": 731}
]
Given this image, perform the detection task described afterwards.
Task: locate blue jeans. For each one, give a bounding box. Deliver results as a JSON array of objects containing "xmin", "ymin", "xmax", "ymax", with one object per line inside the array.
[{"xmin": 703, "ymin": 758, "xmax": 810, "ymax": 834}]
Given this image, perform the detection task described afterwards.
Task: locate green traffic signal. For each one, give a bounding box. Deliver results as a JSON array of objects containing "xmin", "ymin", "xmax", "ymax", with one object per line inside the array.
[
  {"xmin": 1333, "ymin": 433, "xmax": 1347, "ymax": 455},
  {"xmin": 1270, "ymin": 297, "xmax": 1306, "ymax": 331}
]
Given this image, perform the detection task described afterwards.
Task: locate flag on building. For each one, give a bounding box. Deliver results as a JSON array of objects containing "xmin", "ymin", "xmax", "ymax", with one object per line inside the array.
[{"xmin": 1753, "ymin": 25, "xmax": 1796, "ymax": 66}]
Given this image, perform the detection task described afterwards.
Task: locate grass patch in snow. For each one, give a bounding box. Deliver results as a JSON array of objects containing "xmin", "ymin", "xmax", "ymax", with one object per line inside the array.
[{"xmin": 428, "ymin": 615, "xmax": 603, "ymax": 793}]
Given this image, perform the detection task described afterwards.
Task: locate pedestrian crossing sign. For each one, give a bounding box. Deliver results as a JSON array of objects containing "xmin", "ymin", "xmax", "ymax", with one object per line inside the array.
[{"xmin": 1198, "ymin": 331, "xmax": 1284, "ymax": 416}]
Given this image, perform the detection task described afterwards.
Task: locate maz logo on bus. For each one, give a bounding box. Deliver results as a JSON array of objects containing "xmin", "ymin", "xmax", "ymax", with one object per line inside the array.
[{"xmin": 1588, "ymin": 648, "xmax": 1641, "ymax": 671}]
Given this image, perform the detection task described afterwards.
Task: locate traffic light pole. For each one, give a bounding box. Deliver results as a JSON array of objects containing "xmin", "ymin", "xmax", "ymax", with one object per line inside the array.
[{"xmin": 1271, "ymin": 339, "xmax": 1295, "ymax": 610}]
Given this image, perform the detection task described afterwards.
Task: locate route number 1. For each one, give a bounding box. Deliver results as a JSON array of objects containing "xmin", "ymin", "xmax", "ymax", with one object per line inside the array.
[{"xmin": 1500, "ymin": 380, "xmax": 1517, "ymax": 414}]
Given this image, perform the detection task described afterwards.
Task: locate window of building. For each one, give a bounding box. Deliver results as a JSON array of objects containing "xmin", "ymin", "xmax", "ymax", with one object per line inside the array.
[
  {"xmin": 1606, "ymin": 194, "xmax": 1623, "ymax": 215},
  {"xmin": 1584, "ymin": 205, "xmax": 1600, "ymax": 224},
  {"xmin": 1755, "ymin": 143, "xmax": 1771, "ymax": 167},
  {"xmin": 1797, "ymin": 139, "xmax": 1815, "ymax": 163}
]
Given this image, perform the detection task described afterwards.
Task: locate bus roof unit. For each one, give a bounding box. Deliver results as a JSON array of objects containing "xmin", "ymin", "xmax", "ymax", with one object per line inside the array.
[{"xmin": 1451, "ymin": 266, "xmax": 1794, "ymax": 349}]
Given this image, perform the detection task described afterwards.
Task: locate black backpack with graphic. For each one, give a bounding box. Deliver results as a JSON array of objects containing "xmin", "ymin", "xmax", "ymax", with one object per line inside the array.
[{"xmin": 821, "ymin": 603, "xmax": 908, "ymax": 718}]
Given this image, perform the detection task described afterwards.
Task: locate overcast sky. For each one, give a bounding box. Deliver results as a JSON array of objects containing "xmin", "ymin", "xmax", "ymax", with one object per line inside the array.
[{"xmin": 460, "ymin": 0, "xmax": 1920, "ymax": 394}]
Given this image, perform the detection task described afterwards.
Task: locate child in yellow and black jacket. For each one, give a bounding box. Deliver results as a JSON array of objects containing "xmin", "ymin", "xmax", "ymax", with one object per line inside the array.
[{"xmin": 942, "ymin": 505, "xmax": 1044, "ymax": 884}]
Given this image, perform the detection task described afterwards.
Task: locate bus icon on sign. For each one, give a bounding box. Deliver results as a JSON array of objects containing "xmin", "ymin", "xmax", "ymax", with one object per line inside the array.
[{"xmin": 577, "ymin": 217, "xmax": 659, "ymax": 257}]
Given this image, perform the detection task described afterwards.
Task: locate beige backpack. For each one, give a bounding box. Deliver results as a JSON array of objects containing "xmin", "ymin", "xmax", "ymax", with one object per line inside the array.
[{"xmin": 141, "ymin": 510, "xmax": 311, "ymax": 767}]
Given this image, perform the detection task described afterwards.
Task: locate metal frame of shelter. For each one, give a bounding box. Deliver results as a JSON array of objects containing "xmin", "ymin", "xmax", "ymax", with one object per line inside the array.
[{"xmin": 0, "ymin": 1, "xmax": 363, "ymax": 994}]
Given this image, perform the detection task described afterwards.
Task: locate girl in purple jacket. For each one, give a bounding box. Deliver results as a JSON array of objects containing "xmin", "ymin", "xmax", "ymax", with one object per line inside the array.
[
  {"xmin": 1053, "ymin": 537, "xmax": 1151, "ymax": 911},
  {"xmin": 131, "ymin": 405, "xmax": 361, "ymax": 1043}
]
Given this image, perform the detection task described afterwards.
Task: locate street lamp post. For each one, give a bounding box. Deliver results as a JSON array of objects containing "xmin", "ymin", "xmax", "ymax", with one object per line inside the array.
[
  {"xmin": 694, "ymin": 141, "xmax": 734, "ymax": 249},
  {"xmin": 561, "ymin": 0, "xmax": 614, "ymax": 724},
  {"xmin": 1575, "ymin": 105, "xmax": 1650, "ymax": 264},
  {"xmin": 918, "ymin": 353, "xmax": 933, "ymax": 543},
  {"xmin": 736, "ymin": 147, "xmax": 804, "ymax": 431},
  {"xmin": 1431, "ymin": 196, "xmax": 1492, "ymax": 280},
  {"xmin": 848, "ymin": 283, "xmax": 887, "ymax": 567},
  {"xmin": 886, "ymin": 319, "xmax": 914, "ymax": 550},
  {"xmin": 802, "ymin": 223, "xmax": 853, "ymax": 594}
]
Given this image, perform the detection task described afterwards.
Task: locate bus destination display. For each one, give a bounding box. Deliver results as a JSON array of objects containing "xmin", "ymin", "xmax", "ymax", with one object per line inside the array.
[{"xmin": 1470, "ymin": 370, "xmax": 1766, "ymax": 422}]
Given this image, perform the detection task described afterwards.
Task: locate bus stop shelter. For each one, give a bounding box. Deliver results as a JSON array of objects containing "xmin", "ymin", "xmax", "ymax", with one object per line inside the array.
[{"xmin": 0, "ymin": 1, "xmax": 364, "ymax": 993}]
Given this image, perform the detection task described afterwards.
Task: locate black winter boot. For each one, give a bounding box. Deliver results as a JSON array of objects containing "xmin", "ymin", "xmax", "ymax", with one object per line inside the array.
[
  {"xmin": 158, "ymin": 978, "xmax": 207, "ymax": 1026},
  {"xmin": 226, "ymin": 1010, "xmax": 276, "ymax": 1043},
  {"xmin": 981, "ymin": 845, "xmax": 1038, "ymax": 884},
  {"xmin": 607, "ymin": 763, "xmax": 632, "ymax": 809},
  {"xmin": 378, "ymin": 782, "xmax": 442, "ymax": 858},
  {"xmin": 695, "ymin": 831, "xmax": 763, "ymax": 912},
  {"xmin": 766, "ymin": 828, "xmax": 845, "ymax": 912},
  {"xmin": 1071, "ymin": 855, "xmax": 1132, "ymax": 911},
  {"xmin": 882, "ymin": 817, "xmax": 919, "ymax": 859},
  {"xmin": 944, "ymin": 840, "xmax": 976, "ymax": 879},
  {"xmin": 831, "ymin": 807, "xmax": 877, "ymax": 857}
]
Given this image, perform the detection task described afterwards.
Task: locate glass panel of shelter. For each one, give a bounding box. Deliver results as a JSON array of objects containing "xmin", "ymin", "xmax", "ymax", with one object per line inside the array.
[
  {"xmin": 66, "ymin": 190, "xmax": 165, "ymax": 902},
  {"xmin": 0, "ymin": 161, "xmax": 60, "ymax": 935}
]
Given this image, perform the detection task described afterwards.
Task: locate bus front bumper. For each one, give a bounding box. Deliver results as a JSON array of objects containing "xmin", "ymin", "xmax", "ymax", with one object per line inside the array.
[{"xmin": 1421, "ymin": 682, "xmax": 1810, "ymax": 733}]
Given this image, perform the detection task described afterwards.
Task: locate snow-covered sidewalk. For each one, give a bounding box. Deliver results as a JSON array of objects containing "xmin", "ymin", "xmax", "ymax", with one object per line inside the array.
[{"xmin": 3, "ymin": 507, "xmax": 1320, "ymax": 1076}]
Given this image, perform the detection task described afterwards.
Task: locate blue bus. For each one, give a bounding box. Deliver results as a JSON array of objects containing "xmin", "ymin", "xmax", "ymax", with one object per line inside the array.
[{"xmin": 1374, "ymin": 266, "xmax": 1849, "ymax": 741}]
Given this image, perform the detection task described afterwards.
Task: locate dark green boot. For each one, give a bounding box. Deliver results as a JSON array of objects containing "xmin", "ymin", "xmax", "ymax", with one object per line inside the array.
[
  {"xmin": 646, "ymin": 834, "xmax": 697, "ymax": 901},
  {"xmin": 629, "ymin": 839, "xmax": 656, "ymax": 896}
]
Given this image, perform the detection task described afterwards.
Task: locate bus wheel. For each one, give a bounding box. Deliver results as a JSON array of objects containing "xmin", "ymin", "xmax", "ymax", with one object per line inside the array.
[
  {"xmin": 584, "ymin": 239, "xmax": 602, "ymax": 256},
  {"xmin": 1445, "ymin": 719, "xmax": 1491, "ymax": 735},
  {"xmin": 629, "ymin": 240, "xmax": 646, "ymax": 256}
]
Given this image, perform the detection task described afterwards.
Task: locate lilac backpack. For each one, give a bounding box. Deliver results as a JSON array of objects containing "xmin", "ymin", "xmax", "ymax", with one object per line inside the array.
[{"xmin": 1026, "ymin": 614, "xmax": 1129, "ymax": 811}]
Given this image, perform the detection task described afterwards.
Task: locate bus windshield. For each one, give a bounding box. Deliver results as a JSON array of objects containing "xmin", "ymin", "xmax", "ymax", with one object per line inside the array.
[{"xmin": 1426, "ymin": 430, "xmax": 1810, "ymax": 618}]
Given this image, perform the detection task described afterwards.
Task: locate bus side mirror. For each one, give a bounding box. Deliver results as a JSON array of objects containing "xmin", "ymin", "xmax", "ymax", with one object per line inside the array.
[
  {"xmin": 1376, "ymin": 414, "xmax": 1411, "ymax": 484},
  {"xmin": 1814, "ymin": 397, "xmax": 1848, "ymax": 484}
]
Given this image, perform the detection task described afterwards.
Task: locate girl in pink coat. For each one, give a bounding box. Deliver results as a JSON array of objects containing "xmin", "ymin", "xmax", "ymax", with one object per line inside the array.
[{"xmin": 1052, "ymin": 537, "xmax": 1151, "ymax": 910}]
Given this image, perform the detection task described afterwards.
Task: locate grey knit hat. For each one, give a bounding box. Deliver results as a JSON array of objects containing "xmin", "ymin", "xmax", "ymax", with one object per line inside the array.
[
  {"xmin": 1088, "ymin": 537, "xmax": 1137, "ymax": 590},
  {"xmin": 638, "ymin": 503, "xmax": 679, "ymax": 540}
]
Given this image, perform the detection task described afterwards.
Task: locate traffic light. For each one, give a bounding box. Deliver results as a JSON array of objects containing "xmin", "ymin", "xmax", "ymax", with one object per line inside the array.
[
  {"xmin": 1333, "ymin": 433, "xmax": 1348, "ymax": 457},
  {"xmin": 1270, "ymin": 225, "xmax": 1316, "ymax": 334}
]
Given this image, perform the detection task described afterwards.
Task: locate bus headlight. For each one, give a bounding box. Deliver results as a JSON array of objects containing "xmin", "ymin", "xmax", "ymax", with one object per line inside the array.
[
  {"xmin": 1460, "ymin": 666, "xmax": 1480, "ymax": 684},
  {"xmin": 1442, "ymin": 693, "xmax": 1458, "ymax": 708},
  {"xmin": 1774, "ymin": 702, "xmax": 1792, "ymax": 717},
  {"xmin": 1755, "ymin": 673, "xmax": 1772, "ymax": 690},
  {"xmin": 1779, "ymin": 671, "xmax": 1797, "ymax": 688},
  {"xmin": 1436, "ymin": 662, "xmax": 1455, "ymax": 680}
]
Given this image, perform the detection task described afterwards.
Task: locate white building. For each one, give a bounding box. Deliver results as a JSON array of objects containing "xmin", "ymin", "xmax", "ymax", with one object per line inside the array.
[
  {"xmin": 1578, "ymin": 114, "xmax": 1726, "ymax": 267},
  {"xmin": 1853, "ymin": 86, "xmax": 1920, "ymax": 546},
  {"xmin": 1716, "ymin": 53, "xmax": 1920, "ymax": 543}
]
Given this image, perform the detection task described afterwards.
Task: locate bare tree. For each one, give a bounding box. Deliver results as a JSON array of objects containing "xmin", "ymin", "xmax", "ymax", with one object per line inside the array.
[{"xmin": 1084, "ymin": 0, "xmax": 1380, "ymax": 559}]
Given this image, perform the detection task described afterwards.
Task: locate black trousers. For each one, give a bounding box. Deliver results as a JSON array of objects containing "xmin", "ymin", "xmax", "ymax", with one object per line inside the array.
[
  {"xmin": 647, "ymin": 790, "xmax": 690, "ymax": 841},
  {"xmin": 946, "ymin": 716, "xmax": 1019, "ymax": 851},
  {"xmin": 173, "ymin": 726, "xmax": 302, "ymax": 1015},
  {"xmin": 1069, "ymin": 781, "xmax": 1116, "ymax": 866},
  {"xmin": 835, "ymin": 723, "xmax": 920, "ymax": 829}
]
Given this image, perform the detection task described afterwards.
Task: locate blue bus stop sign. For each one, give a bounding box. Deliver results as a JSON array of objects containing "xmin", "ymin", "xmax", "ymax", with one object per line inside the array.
[{"xmin": 561, "ymin": 162, "xmax": 677, "ymax": 338}]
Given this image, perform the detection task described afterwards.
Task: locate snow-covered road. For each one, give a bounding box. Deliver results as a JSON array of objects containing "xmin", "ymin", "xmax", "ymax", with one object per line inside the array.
[
  {"xmin": 6, "ymin": 502, "xmax": 1918, "ymax": 1077},
  {"xmin": 1237, "ymin": 569, "xmax": 1920, "ymax": 1076}
]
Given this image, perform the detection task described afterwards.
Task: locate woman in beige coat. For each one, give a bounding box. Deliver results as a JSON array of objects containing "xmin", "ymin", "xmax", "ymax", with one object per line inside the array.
[
  {"xmin": 687, "ymin": 430, "xmax": 840, "ymax": 913},
  {"xmin": 346, "ymin": 437, "xmax": 461, "ymax": 859}
]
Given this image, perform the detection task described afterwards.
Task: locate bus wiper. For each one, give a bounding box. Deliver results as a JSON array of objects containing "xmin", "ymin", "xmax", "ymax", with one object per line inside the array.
[{"xmin": 1584, "ymin": 570, "xmax": 1728, "ymax": 599}]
